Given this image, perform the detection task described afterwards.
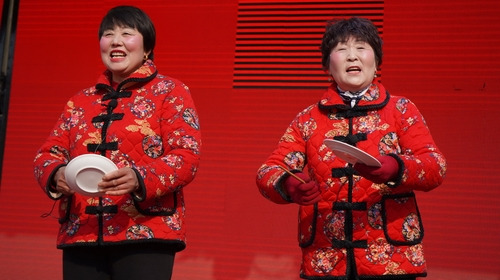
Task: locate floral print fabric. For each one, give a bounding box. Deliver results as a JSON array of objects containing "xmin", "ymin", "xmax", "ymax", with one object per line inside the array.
[
  {"xmin": 256, "ymin": 81, "xmax": 446, "ymax": 279},
  {"xmin": 33, "ymin": 60, "xmax": 201, "ymax": 250}
]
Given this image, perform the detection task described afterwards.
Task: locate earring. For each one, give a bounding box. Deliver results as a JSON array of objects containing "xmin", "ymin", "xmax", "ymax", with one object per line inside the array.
[{"xmin": 143, "ymin": 53, "xmax": 149, "ymax": 61}]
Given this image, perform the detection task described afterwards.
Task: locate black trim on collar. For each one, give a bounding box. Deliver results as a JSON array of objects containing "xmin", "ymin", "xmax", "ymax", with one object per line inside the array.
[
  {"xmin": 318, "ymin": 90, "xmax": 391, "ymax": 114},
  {"xmin": 95, "ymin": 69, "xmax": 158, "ymax": 93}
]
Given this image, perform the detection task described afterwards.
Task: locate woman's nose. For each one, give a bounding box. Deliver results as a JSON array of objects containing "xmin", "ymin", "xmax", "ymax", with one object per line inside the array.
[
  {"xmin": 111, "ymin": 35, "xmax": 122, "ymax": 45},
  {"xmin": 346, "ymin": 49, "xmax": 358, "ymax": 61}
]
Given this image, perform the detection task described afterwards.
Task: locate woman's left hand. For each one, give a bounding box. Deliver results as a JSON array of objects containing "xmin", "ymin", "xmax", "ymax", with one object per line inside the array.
[
  {"xmin": 354, "ymin": 155, "xmax": 399, "ymax": 184},
  {"xmin": 98, "ymin": 167, "xmax": 139, "ymax": 196}
]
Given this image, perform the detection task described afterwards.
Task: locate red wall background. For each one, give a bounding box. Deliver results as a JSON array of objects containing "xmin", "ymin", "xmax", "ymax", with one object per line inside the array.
[{"xmin": 1, "ymin": 0, "xmax": 499, "ymax": 279}]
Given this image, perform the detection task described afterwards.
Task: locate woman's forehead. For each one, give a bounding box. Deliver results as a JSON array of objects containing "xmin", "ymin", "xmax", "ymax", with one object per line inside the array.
[
  {"xmin": 103, "ymin": 19, "xmax": 136, "ymax": 30},
  {"xmin": 337, "ymin": 36, "xmax": 367, "ymax": 44}
]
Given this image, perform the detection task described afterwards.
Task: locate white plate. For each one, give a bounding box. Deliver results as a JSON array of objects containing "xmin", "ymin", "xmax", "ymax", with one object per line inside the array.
[
  {"xmin": 323, "ymin": 139, "xmax": 381, "ymax": 167},
  {"xmin": 64, "ymin": 154, "xmax": 118, "ymax": 196}
]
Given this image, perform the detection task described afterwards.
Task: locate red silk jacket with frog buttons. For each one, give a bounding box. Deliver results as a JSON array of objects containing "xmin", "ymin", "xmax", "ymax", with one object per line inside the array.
[
  {"xmin": 33, "ymin": 60, "xmax": 201, "ymax": 251},
  {"xmin": 256, "ymin": 81, "xmax": 447, "ymax": 279}
]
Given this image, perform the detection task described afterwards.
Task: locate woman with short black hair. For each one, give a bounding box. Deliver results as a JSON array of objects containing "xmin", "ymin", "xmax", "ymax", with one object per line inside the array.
[
  {"xmin": 34, "ymin": 6, "xmax": 201, "ymax": 280},
  {"xmin": 256, "ymin": 17, "xmax": 446, "ymax": 280}
]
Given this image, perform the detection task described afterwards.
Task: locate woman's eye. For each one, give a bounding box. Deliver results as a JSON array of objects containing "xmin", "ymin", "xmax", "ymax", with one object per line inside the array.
[{"xmin": 122, "ymin": 29, "xmax": 135, "ymax": 35}]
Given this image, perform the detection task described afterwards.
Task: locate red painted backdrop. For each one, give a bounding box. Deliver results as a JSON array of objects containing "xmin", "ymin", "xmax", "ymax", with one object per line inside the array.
[{"xmin": 1, "ymin": 1, "xmax": 499, "ymax": 279}]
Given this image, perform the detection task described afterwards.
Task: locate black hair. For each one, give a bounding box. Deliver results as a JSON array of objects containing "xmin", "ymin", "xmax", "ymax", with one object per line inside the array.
[
  {"xmin": 320, "ymin": 17, "xmax": 383, "ymax": 70},
  {"xmin": 98, "ymin": 6, "xmax": 156, "ymax": 60}
]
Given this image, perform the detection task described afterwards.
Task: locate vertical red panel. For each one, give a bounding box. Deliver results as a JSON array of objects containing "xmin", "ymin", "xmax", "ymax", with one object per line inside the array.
[{"xmin": 383, "ymin": 0, "xmax": 500, "ymax": 278}]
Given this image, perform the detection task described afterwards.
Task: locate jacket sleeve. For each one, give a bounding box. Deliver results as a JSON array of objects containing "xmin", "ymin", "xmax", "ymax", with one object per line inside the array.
[
  {"xmin": 256, "ymin": 106, "xmax": 313, "ymax": 204},
  {"xmin": 134, "ymin": 82, "xmax": 201, "ymax": 203},
  {"xmin": 392, "ymin": 97, "xmax": 447, "ymax": 191},
  {"xmin": 33, "ymin": 99, "xmax": 74, "ymax": 198}
]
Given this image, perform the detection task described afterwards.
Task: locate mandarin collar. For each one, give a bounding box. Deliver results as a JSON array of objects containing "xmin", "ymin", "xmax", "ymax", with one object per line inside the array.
[
  {"xmin": 96, "ymin": 59, "xmax": 158, "ymax": 91},
  {"xmin": 318, "ymin": 80, "xmax": 390, "ymax": 112}
]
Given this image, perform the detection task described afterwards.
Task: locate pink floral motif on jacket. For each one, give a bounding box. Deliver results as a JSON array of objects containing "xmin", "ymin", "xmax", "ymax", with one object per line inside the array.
[
  {"xmin": 256, "ymin": 81, "xmax": 446, "ymax": 279},
  {"xmin": 33, "ymin": 60, "xmax": 201, "ymax": 251}
]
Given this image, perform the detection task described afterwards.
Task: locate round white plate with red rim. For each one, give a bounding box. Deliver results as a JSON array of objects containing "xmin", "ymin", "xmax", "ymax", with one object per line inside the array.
[{"xmin": 323, "ymin": 139, "xmax": 381, "ymax": 167}]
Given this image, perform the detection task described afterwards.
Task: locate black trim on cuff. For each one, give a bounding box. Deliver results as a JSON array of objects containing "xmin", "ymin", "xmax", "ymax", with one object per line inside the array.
[
  {"xmin": 130, "ymin": 168, "xmax": 146, "ymax": 202},
  {"xmin": 45, "ymin": 163, "xmax": 67, "ymax": 200},
  {"xmin": 276, "ymin": 168, "xmax": 302, "ymax": 203},
  {"xmin": 386, "ymin": 153, "xmax": 404, "ymax": 188}
]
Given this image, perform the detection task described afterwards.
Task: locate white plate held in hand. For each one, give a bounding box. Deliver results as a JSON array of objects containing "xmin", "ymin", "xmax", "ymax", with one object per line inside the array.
[
  {"xmin": 64, "ymin": 154, "xmax": 118, "ymax": 196},
  {"xmin": 323, "ymin": 139, "xmax": 381, "ymax": 167}
]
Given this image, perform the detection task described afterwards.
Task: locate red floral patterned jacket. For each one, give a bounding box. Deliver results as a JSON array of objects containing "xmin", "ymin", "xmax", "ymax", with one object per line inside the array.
[
  {"xmin": 256, "ymin": 81, "xmax": 446, "ymax": 279},
  {"xmin": 33, "ymin": 60, "xmax": 201, "ymax": 251}
]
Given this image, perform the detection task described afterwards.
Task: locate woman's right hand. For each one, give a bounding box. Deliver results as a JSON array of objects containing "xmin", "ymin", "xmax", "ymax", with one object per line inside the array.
[
  {"xmin": 53, "ymin": 166, "xmax": 75, "ymax": 196},
  {"xmin": 283, "ymin": 173, "xmax": 321, "ymax": 205}
]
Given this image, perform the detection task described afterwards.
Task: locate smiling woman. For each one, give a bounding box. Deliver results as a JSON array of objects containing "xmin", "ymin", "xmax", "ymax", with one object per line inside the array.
[
  {"xmin": 98, "ymin": 6, "xmax": 156, "ymax": 84},
  {"xmin": 100, "ymin": 26, "xmax": 147, "ymax": 83},
  {"xmin": 255, "ymin": 17, "xmax": 447, "ymax": 280},
  {"xmin": 32, "ymin": 5, "xmax": 201, "ymax": 280}
]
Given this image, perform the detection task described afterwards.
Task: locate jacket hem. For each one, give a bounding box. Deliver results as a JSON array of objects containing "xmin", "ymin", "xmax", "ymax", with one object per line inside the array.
[{"xmin": 57, "ymin": 238, "xmax": 186, "ymax": 252}]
